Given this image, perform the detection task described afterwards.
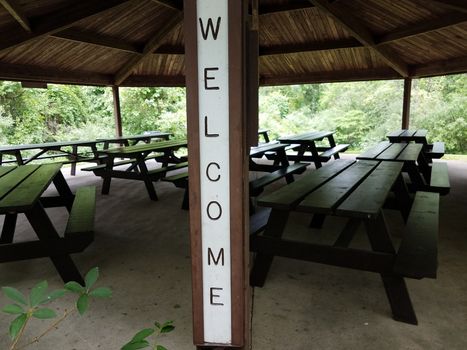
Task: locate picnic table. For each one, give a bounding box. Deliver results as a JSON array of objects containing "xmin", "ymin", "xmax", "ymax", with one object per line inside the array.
[
  {"xmin": 278, "ymin": 131, "xmax": 349, "ymax": 168},
  {"xmin": 387, "ymin": 129, "xmax": 445, "ymax": 160},
  {"xmin": 0, "ymin": 140, "xmax": 102, "ymax": 176},
  {"xmin": 250, "ymin": 159, "xmax": 441, "ymax": 324},
  {"xmin": 258, "ymin": 129, "xmax": 270, "ymax": 143},
  {"xmin": 97, "ymin": 131, "xmax": 172, "ymax": 149},
  {"xmin": 0, "ymin": 163, "xmax": 96, "ymax": 284},
  {"xmin": 94, "ymin": 140, "xmax": 188, "ymax": 201},
  {"xmin": 357, "ymin": 141, "xmax": 450, "ymax": 195}
]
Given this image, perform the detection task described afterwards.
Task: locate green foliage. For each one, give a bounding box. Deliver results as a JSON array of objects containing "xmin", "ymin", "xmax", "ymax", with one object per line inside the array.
[
  {"xmin": 2, "ymin": 267, "xmax": 111, "ymax": 349},
  {"xmin": 121, "ymin": 320, "xmax": 175, "ymax": 350}
]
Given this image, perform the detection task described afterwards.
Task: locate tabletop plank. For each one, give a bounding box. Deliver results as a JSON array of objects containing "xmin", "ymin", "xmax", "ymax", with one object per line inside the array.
[
  {"xmin": 0, "ymin": 164, "xmax": 62, "ymax": 212},
  {"xmin": 102, "ymin": 139, "xmax": 187, "ymax": 156},
  {"xmin": 376, "ymin": 143, "xmax": 407, "ymax": 160},
  {"xmin": 413, "ymin": 129, "xmax": 427, "ymax": 138},
  {"xmin": 258, "ymin": 159, "xmax": 355, "ymax": 210},
  {"xmin": 96, "ymin": 132, "xmax": 171, "ymax": 143},
  {"xmin": 250, "ymin": 142, "xmax": 287, "ymax": 157},
  {"xmin": 279, "ymin": 131, "xmax": 334, "ymax": 143},
  {"xmin": 400, "ymin": 130, "xmax": 417, "ymax": 138},
  {"xmin": 0, "ymin": 165, "xmax": 40, "ymax": 200},
  {"xmin": 357, "ymin": 141, "xmax": 390, "ymax": 160},
  {"xmin": 0, "ymin": 140, "xmax": 98, "ymax": 152},
  {"xmin": 0, "ymin": 166, "xmax": 16, "ymax": 178},
  {"xmin": 296, "ymin": 160, "xmax": 379, "ymax": 214},
  {"xmin": 336, "ymin": 161, "xmax": 404, "ymax": 219},
  {"xmin": 397, "ymin": 144, "xmax": 423, "ymax": 162},
  {"xmin": 386, "ymin": 130, "xmax": 405, "ymax": 138}
]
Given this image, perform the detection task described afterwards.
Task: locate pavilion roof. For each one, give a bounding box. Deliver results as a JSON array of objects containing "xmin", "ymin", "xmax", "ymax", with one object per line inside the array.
[{"xmin": 0, "ymin": 0, "xmax": 465, "ymax": 86}]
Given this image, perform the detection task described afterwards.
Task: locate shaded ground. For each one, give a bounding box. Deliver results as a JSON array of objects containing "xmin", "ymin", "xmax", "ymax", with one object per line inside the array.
[{"xmin": 1, "ymin": 157, "xmax": 466, "ymax": 349}]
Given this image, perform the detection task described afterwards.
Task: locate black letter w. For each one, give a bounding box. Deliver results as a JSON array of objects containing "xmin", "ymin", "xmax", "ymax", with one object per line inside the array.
[{"xmin": 199, "ymin": 17, "xmax": 221, "ymax": 40}]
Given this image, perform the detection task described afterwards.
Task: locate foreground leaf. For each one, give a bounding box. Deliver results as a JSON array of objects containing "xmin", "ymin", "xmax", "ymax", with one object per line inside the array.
[
  {"xmin": 64, "ymin": 282, "xmax": 85, "ymax": 294},
  {"xmin": 77, "ymin": 294, "xmax": 89, "ymax": 315},
  {"xmin": 40, "ymin": 289, "xmax": 66, "ymax": 304},
  {"xmin": 9, "ymin": 313, "xmax": 27, "ymax": 340},
  {"xmin": 2, "ymin": 287, "xmax": 27, "ymax": 305},
  {"xmin": 157, "ymin": 346, "xmax": 168, "ymax": 350},
  {"xmin": 32, "ymin": 308, "xmax": 57, "ymax": 319},
  {"xmin": 121, "ymin": 340, "xmax": 150, "ymax": 350},
  {"xmin": 85, "ymin": 267, "xmax": 99, "ymax": 290},
  {"xmin": 160, "ymin": 325, "xmax": 175, "ymax": 333},
  {"xmin": 29, "ymin": 281, "xmax": 48, "ymax": 307},
  {"xmin": 89, "ymin": 287, "xmax": 112, "ymax": 298},
  {"xmin": 2, "ymin": 304, "xmax": 24, "ymax": 315},
  {"xmin": 131, "ymin": 328, "xmax": 154, "ymax": 342}
]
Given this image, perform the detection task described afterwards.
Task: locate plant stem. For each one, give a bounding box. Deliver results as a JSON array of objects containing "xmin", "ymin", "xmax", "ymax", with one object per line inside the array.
[
  {"xmin": 10, "ymin": 315, "xmax": 30, "ymax": 350},
  {"xmin": 17, "ymin": 308, "xmax": 75, "ymax": 350}
]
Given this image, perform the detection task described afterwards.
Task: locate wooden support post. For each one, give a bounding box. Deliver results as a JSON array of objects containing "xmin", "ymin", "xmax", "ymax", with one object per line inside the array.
[
  {"xmin": 401, "ymin": 78, "xmax": 412, "ymax": 129},
  {"xmin": 112, "ymin": 86, "xmax": 123, "ymax": 137},
  {"xmin": 185, "ymin": 0, "xmax": 250, "ymax": 348},
  {"xmin": 247, "ymin": 0, "xmax": 259, "ymax": 147}
]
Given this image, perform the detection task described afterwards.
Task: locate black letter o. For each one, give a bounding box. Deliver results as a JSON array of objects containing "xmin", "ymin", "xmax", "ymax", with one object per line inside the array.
[{"xmin": 207, "ymin": 201, "xmax": 222, "ymax": 220}]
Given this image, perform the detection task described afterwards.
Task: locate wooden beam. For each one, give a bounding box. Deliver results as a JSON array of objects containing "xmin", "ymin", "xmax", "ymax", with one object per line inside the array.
[
  {"xmin": 259, "ymin": 0, "xmax": 315, "ymax": 15},
  {"xmin": 260, "ymin": 38, "xmax": 362, "ymax": 56},
  {"xmin": 401, "ymin": 78, "xmax": 412, "ymax": 129},
  {"xmin": 309, "ymin": 0, "xmax": 409, "ymax": 77},
  {"xmin": 112, "ymin": 86, "xmax": 123, "ymax": 137},
  {"xmin": 148, "ymin": 0, "xmax": 183, "ymax": 11},
  {"xmin": 411, "ymin": 56, "xmax": 467, "ymax": 77},
  {"xmin": 21, "ymin": 81, "xmax": 47, "ymax": 89},
  {"xmin": 0, "ymin": 0, "xmax": 31, "ymax": 32},
  {"xmin": 428, "ymin": 0, "xmax": 467, "ymax": 14},
  {"xmin": 377, "ymin": 12, "xmax": 467, "ymax": 44},
  {"xmin": 155, "ymin": 44, "xmax": 185, "ymax": 55},
  {"xmin": 260, "ymin": 68, "xmax": 401, "ymax": 86},
  {"xmin": 52, "ymin": 29, "xmax": 142, "ymax": 54},
  {"xmin": 0, "ymin": 63, "xmax": 114, "ymax": 86},
  {"xmin": 114, "ymin": 13, "xmax": 183, "ymax": 85},
  {"xmin": 121, "ymin": 75, "xmax": 185, "ymax": 87},
  {"xmin": 0, "ymin": 0, "xmax": 131, "ymax": 54}
]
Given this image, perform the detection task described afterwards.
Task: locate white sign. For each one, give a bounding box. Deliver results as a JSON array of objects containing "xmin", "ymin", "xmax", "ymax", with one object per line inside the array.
[{"xmin": 197, "ymin": 0, "xmax": 231, "ymax": 345}]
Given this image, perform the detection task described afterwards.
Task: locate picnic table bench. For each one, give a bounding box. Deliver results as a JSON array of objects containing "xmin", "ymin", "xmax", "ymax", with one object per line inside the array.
[
  {"xmin": 0, "ymin": 163, "xmax": 96, "ymax": 284},
  {"xmin": 92, "ymin": 140, "xmax": 188, "ymax": 201},
  {"xmin": 387, "ymin": 129, "xmax": 445, "ymax": 161},
  {"xmin": 278, "ymin": 131, "xmax": 349, "ymax": 168},
  {"xmin": 357, "ymin": 141, "xmax": 450, "ymax": 195},
  {"xmin": 250, "ymin": 159, "xmax": 440, "ymax": 324}
]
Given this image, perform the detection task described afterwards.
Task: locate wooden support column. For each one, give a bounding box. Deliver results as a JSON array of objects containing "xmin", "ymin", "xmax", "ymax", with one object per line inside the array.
[
  {"xmin": 112, "ymin": 86, "xmax": 123, "ymax": 137},
  {"xmin": 247, "ymin": 0, "xmax": 259, "ymax": 147},
  {"xmin": 401, "ymin": 78, "xmax": 412, "ymax": 129},
  {"xmin": 184, "ymin": 0, "xmax": 250, "ymax": 348}
]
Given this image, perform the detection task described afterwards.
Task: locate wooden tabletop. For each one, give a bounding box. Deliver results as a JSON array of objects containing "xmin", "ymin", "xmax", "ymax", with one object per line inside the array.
[
  {"xmin": 96, "ymin": 132, "xmax": 172, "ymax": 142},
  {"xmin": 357, "ymin": 142, "xmax": 423, "ymax": 162},
  {"xmin": 387, "ymin": 129, "xmax": 427, "ymax": 141},
  {"xmin": 250, "ymin": 142, "xmax": 287, "ymax": 157},
  {"xmin": 0, "ymin": 163, "xmax": 62, "ymax": 213},
  {"xmin": 100, "ymin": 139, "xmax": 187, "ymax": 157},
  {"xmin": 278, "ymin": 131, "xmax": 334, "ymax": 144},
  {"xmin": 258, "ymin": 159, "xmax": 403, "ymax": 219},
  {"xmin": 0, "ymin": 140, "xmax": 99, "ymax": 152}
]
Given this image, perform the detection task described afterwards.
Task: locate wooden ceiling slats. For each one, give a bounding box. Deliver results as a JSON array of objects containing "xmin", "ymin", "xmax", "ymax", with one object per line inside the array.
[
  {"xmin": 427, "ymin": 0, "xmax": 467, "ymax": 14},
  {"xmin": 0, "ymin": 0, "xmax": 31, "ymax": 32}
]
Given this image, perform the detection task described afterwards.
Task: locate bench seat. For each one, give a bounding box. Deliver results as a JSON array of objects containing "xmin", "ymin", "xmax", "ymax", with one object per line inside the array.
[
  {"xmin": 319, "ymin": 144, "xmax": 350, "ymax": 160},
  {"xmin": 425, "ymin": 141, "xmax": 445, "ymax": 159},
  {"xmin": 250, "ymin": 163, "xmax": 307, "ymax": 197},
  {"xmin": 394, "ymin": 191, "xmax": 439, "ymax": 279},
  {"xmin": 162, "ymin": 172, "xmax": 189, "ymax": 209},
  {"xmin": 428, "ymin": 161, "xmax": 450, "ymax": 195}
]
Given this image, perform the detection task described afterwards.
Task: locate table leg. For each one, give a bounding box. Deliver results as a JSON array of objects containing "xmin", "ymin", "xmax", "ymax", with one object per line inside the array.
[
  {"xmin": 406, "ymin": 161, "xmax": 426, "ymax": 191},
  {"xmin": 333, "ymin": 218, "xmax": 360, "ymax": 247},
  {"xmin": 309, "ymin": 213, "xmax": 326, "ymax": 228},
  {"xmin": 277, "ymin": 149, "xmax": 294, "ymax": 183},
  {"xmin": 52, "ymin": 171, "xmax": 74, "ymax": 212},
  {"xmin": 137, "ymin": 156, "xmax": 158, "ymax": 201},
  {"xmin": 328, "ymin": 135, "xmax": 339, "ymax": 159},
  {"xmin": 14, "ymin": 150, "xmax": 24, "ymax": 165},
  {"xmin": 250, "ymin": 209, "xmax": 289, "ymax": 287},
  {"xmin": 392, "ymin": 173, "xmax": 412, "ymax": 222},
  {"xmin": 309, "ymin": 142, "xmax": 322, "ymax": 168},
  {"xmin": 1, "ymin": 213, "xmax": 18, "ymax": 244},
  {"xmin": 70, "ymin": 145, "xmax": 78, "ymax": 176},
  {"xmin": 25, "ymin": 203, "xmax": 84, "ymax": 284},
  {"xmin": 365, "ymin": 212, "xmax": 417, "ymax": 325},
  {"xmin": 102, "ymin": 157, "xmax": 114, "ymax": 195}
]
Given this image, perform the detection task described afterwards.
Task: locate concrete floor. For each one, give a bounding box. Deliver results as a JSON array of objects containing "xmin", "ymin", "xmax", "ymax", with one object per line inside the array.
[{"xmin": 1, "ymin": 157, "xmax": 466, "ymax": 349}]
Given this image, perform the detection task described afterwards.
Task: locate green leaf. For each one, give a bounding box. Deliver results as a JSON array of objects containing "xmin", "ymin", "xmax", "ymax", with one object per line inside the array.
[
  {"xmin": 121, "ymin": 340, "xmax": 150, "ymax": 350},
  {"xmin": 76, "ymin": 294, "xmax": 89, "ymax": 315},
  {"xmin": 160, "ymin": 325, "xmax": 175, "ymax": 333},
  {"xmin": 89, "ymin": 287, "xmax": 112, "ymax": 298},
  {"xmin": 154, "ymin": 321, "xmax": 161, "ymax": 329},
  {"xmin": 131, "ymin": 328, "xmax": 154, "ymax": 342},
  {"xmin": 40, "ymin": 289, "xmax": 66, "ymax": 304},
  {"xmin": 29, "ymin": 281, "xmax": 48, "ymax": 307},
  {"xmin": 85, "ymin": 267, "xmax": 99, "ymax": 289},
  {"xmin": 32, "ymin": 308, "xmax": 57, "ymax": 319},
  {"xmin": 9, "ymin": 313, "xmax": 27, "ymax": 340},
  {"xmin": 2, "ymin": 287, "xmax": 27, "ymax": 305},
  {"xmin": 64, "ymin": 281, "xmax": 85, "ymax": 294},
  {"xmin": 2, "ymin": 304, "xmax": 24, "ymax": 315},
  {"xmin": 157, "ymin": 346, "xmax": 168, "ymax": 350}
]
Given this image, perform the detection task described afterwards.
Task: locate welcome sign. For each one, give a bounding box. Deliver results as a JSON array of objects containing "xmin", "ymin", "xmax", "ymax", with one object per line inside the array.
[{"xmin": 197, "ymin": 0, "xmax": 232, "ymax": 345}]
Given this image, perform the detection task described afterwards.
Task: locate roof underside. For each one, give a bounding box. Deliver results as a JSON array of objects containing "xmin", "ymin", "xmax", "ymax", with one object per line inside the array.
[{"xmin": 0, "ymin": 0, "xmax": 466, "ymax": 87}]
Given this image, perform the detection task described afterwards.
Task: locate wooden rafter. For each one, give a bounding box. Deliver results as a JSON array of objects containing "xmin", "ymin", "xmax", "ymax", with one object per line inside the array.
[
  {"xmin": 309, "ymin": 0, "xmax": 409, "ymax": 77},
  {"xmin": 114, "ymin": 13, "xmax": 183, "ymax": 85},
  {"xmin": 259, "ymin": 0, "xmax": 315, "ymax": 15},
  {"xmin": 377, "ymin": 12, "xmax": 467, "ymax": 44},
  {"xmin": 411, "ymin": 55, "xmax": 467, "ymax": 77},
  {"xmin": 52, "ymin": 29, "xmax": 142, "ymax": 54},
  {"xmin": 148, "ymin": 0, "xmax": 183, "ymax": 11},
  {"xmin": 427, "ymin": 0, "xmax": 467, "ymax": 14},
  {"xmin": 0, "ymin": 0, "xmax": 131, "ymax": 54},
  {"xmin": 0, "ymin": 0, "xmax": 31, "ymax": 32},
  {"xmin": 260, "ymin": 38, "xmax": 362, "ymax": 56}
]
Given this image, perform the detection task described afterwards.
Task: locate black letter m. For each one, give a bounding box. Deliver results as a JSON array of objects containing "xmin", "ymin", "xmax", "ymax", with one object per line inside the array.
[
  {"xmin": 208, "ymin": 248, "xmax": 224, "ymax": 266},
  {"xmin": 199, "ymin": 17, "xmax": 221, "ymax": 40}
]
